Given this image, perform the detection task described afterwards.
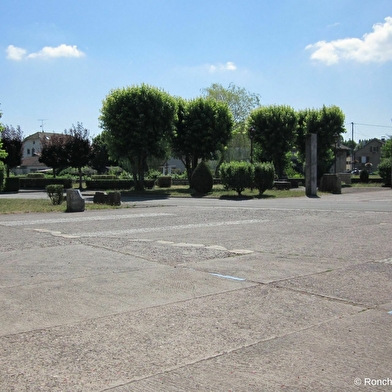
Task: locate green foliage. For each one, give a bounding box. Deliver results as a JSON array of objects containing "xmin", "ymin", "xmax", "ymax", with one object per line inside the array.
[
  {"xmin": 4, "ymin": 177, "xmax": 20, "ymax": 192},
  {"xmin": 0, "ymin": 163, "xmax": 4, "ymax": 190},
  {"xmin": 91, "ymin": 175, "xmax": 117, "ymax": 180},
  {"xmin": 191, "ymin": 161, "xmax": 213, "ymax": 194},
  {"xmin": 46, "ymin": 185, "xmax": 65, "ymax": 205},
  {"xmin": 65, "ymin": 123, "xmax": 92, "ymax": 189},
  {"xmin": 39, "ymin": 133, "xmax": 70, "ymax": 177},
  {"xmin": 172, "ymin": 97, "xmax": 233, "ymax": 183},
  {"xmin": 20, "ymin": 177, "xmax": 72, "ymax": 189},
  {"xmin": 0, "ymin": 111, "xmax": 8, "ymax": 162},
  {"xmin": 156, "ymin": 176, "xmax": 172, "ymax": 188},
  {"xmin": 201, "ymin": 83, "xmax": 260, "ymax": 135},
  {"xmin": 378, "ymin": 159, "xmax": 391, "ymax": 185},
  {"xmin": 248, "ymin": 105, "xmax": 297, "ymax": 178},
  {"xmin": 145, "ymin": 169, "xmax": 161, "ymax": 180},
  {"xmin": 296, "ymin": 105, "xmax": 345, "ymax": 179},
  {"xmin": 91, "ymin": 133, "xmax": 117, "ymax": 173},
  {"xmin": 100, "ymin": 84, "xmax": 177, "ymax": 190},
  {"xmin": 381, "ymin": 138, "xmax": 392, "ymax": 160},
  {"xmin": 220, "ymin": 161, "xmax": 253, "ymax": 196},
  {"xmin": 254, "ymin": 162, "xmax": 275, "ymax": 195},
  {"xmin": 0, "ymin": 125, "xmax": 23, "ymax": 177},
  {"xmin": 359, "ymin": 169, "xmax": 369, "ymax": 183},
  {"xmin": 144, "ymin": 179, "xmax": 155, "ymax": 189},
  {"xmin": 58, "ymin": 166, "xmax": 97, "ymax": 178},
  {"xmin": 85, "ymin": 179, "xmax": 134, "ymax": 190}
]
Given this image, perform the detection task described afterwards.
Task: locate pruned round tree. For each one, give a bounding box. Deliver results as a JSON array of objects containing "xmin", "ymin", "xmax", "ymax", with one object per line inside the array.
[
  {"xmin": 100, "ymin": 84, "xmax": 177, "ymax": 190},
  {"xmin": 65, "ymin": 123, "xmax": 92, "ymax": 189},
  {"xmin": 248, "ymin": 105, "xmax": 297, "ymax": 178},
  {"xmin": 172, "ymin": 97, "xmax": 233, "ymax": 183},
  {"xmin": 39, "ymin": 133, "xmax": 70, "ymax": 178},
  {"xmin": 296, "ymin": 105, "xmax": 345, "ymax": 178}
]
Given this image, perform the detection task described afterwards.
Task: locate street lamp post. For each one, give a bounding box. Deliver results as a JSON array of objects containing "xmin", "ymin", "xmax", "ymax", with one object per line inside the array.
[{"xmin": 248, "ymin": 127, "xmax": 256, "ymax": 164}]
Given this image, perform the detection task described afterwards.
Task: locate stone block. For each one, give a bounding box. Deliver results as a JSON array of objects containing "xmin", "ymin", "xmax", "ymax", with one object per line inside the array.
[
  {"xmin": 66, "ymin": 189, "xmax": 85, "ymax": 212},
  {"xmin": 107, "ymin": 192, "xmax": 121, "ymax": 206},
  {"xmin": 319, "ymin": 174, "xmax": 341, "ymax": 194},
  {"xmin": 93, "ymin": 191, "xmax": 108, "ymax": 204}
]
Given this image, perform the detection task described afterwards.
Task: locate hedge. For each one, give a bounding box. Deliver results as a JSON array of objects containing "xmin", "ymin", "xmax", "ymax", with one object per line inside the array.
[
  {"xmin": 19, "ymin": 178, "xmax": 73, "ymax": 189},
  {"xmin": 85, "ymin": 179, "xmax": 134, "ymax": 190}
]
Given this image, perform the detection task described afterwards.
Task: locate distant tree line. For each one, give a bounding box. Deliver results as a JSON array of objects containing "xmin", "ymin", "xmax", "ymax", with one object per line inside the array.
[{"xmin": 1, "ymin": 83, "xmax": 347, "ymax": 190}]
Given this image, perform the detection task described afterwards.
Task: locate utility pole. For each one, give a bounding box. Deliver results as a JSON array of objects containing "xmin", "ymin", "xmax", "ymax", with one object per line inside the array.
[{"xmin": 351, "ymin": 122, "xmax": 355, "ymax": 172}]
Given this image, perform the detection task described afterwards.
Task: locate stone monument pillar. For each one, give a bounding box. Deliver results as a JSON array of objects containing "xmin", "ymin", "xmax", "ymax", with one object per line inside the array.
[{"xmin": 305, "ymin": 133, "xmax": 317, "ymax": 197}]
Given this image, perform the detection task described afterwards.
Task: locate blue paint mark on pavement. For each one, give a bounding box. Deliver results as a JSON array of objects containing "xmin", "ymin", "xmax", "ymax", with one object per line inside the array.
[{"xmin": 210, "ymin": 273, "xmax": 245, "ymax": 281}]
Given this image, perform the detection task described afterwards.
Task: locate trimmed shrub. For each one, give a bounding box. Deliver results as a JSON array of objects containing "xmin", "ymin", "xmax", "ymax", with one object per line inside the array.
[
  {"xmin": 378, "ymin": 159, "xmax": 391, "ymax": 186},
  {"xmin": 4, "ymin": 177, "xmax": 20, "ymax": 192},
  {"xmin": 85, "ymin": 179, "xmax": 133, "ymax": 190},
  {"xmin": 27, "ymin": 172, "xmax": 45, "ymax": 179},
  {"xmin": 156, "ymin": 176, "xmax": 172, "ymax": 188},
  {"xmin": 144, "ymin": 179, "xmax": 155, "ymax": 189},
  {"xmin": 191, "ymin": 161, "xmax": 213, "ymax": 194},
  {"xmin": 220, "ymin": 161, "xmax": 253, "ymax": 196},
  {"xmin": 46, "ymin": 184, "xmax": 64, "ymax": 205},
  {"xmin": 359, "ymin": 169, "xmax": 369, "ymax": 183},
  {"xmin": 91, "ymin": 175, "xmax": 117, "ymax": 180},
  {"xmin": 0, "ymin": 165, "xmax": 4, "ymax": 191},
  {"xmin": 254, "ymin": 162, "xmax": 275, "ymax": 195}
]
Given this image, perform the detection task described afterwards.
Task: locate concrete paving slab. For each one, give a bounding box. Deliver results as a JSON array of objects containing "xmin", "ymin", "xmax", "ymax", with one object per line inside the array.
[
  {"xmin": 0, "ymin": 285, "xmax": 362, "ymax": 392},
  {"xmin": 82, "ymin": 237, "xmax": 235, "ymax": 267},
  {"xmin": 182, "ymin": 252, "xmax": 359, "ymax": 284},
  {"xmin": 277, "ymin": 261, "xmax": 392, "ymax": 307},
  {"xmin": 120, "ymin": 308, "xmax": 392, "ymax": 392},
  {"xmin": 0, "ymin": 244, "xmax": 153, "ymax": 288},
  {"xmin": 0, "ymin": 245, "xmax": 256, "ymax": 336}
]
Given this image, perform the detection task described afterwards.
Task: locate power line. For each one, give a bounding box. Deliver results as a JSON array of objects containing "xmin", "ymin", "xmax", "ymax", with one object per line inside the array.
[{"xmin": 354, "ymin": 122, "xmax": 392, "ymax": 129}]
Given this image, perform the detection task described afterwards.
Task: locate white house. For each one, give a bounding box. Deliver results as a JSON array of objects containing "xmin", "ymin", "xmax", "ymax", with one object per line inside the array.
[{"xmin": 12, "ymin": 131, "xmax": 57, "ymax": 175}]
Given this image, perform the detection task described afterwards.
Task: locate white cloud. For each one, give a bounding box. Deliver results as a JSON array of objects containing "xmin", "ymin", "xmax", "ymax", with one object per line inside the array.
[
  {"xmin": 27, "ymin": 44, "xmax": 85, "ymax": 59},
  {"xmin": 6, "ymin": 44, "xmax": 85, "ymax": 61},
  {"xmin": 306, "ymin": 16, "xmax": 392, "ymax": 65},
  {"xmin": 6, "ymin": 45, "xmax": 27, "ymax": 61},
  {"xmin": 206, "ymin": 61, "xmax": 237, "ymax": 73}
]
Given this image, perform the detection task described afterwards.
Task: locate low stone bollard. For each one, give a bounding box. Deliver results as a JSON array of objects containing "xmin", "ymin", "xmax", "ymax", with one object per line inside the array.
[
  {"xmin": 66, "ymin": 189, "xmax": 85, "ymax": 212},
  {"xmin": 93, "ymin": 191, "xmax": 107, "ymax": 204},
  {"xmin": 273, "ymin": 180, "xmax": 291, "ymax": 190},
  {"xmin": 319, "ymin": 174, "xmax": 341, "ymax": 194},
  {"xmin": 93, "ymin": 191, "xmax": 121, "ymax": 206},
  {"xmin": 107, "ymin": 192, "xmax": 121, "ymax": 206}
]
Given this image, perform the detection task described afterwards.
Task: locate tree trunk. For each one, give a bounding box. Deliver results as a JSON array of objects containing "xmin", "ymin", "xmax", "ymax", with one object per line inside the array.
[
  {"xmin": 184, "ymin": 156, "xmax": 192, "ymax": 186},
  {"xmin": 78, "ymin": 167, "xmax": 83, "ymax": 190},
  {"xmin": 215, "ymin": 149, "xmax": 225, "ymax": 177}
]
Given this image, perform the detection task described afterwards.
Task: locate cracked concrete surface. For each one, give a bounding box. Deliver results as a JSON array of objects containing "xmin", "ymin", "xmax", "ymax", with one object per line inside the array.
[{"xmin": 0, "ymin": 189, "xmax": 391, "ymax": 391}]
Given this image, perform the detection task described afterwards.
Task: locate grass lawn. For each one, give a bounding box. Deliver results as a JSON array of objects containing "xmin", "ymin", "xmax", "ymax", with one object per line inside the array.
[
  {"xmin": 0, "ymin": 181, "xmax": 386, "ymax": 215},
  {"xmin": 122, "ymin": 185, "xmax": 307, "ymax": 199},
  {"xmin": 0, "ymin": 198, "xmax": 128, "ymax": 214}
]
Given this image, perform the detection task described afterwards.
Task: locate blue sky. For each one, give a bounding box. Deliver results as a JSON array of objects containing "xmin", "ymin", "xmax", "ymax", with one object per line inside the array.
[{"xmin": 1, "ymin": 0, "xmax": 392, "ymax": 141}]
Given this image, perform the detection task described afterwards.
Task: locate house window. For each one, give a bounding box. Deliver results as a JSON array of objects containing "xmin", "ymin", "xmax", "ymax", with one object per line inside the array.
[
  {"xmin": 33, "ymin": 141, "xmax": 35, "ymax": 145},
  {"xmin": 32, "ymin": 148, "xmax": 35, "ymax": 155},
  {"xmin": 27, "ymin": 149, "xmax": 30, "ymax": 155},
  {"xmin": 370, "ymin": 146, "xmax": 379, "ymax": 153},
  {"xmin": 361, "ymin": 156, "xmax": 370, "ymax": 164}
]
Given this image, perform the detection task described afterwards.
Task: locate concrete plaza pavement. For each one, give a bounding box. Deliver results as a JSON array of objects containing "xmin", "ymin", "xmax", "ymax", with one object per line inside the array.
[{"xmin": 0, "ymin": 188, "xmax": 391, "ymax": 391}]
